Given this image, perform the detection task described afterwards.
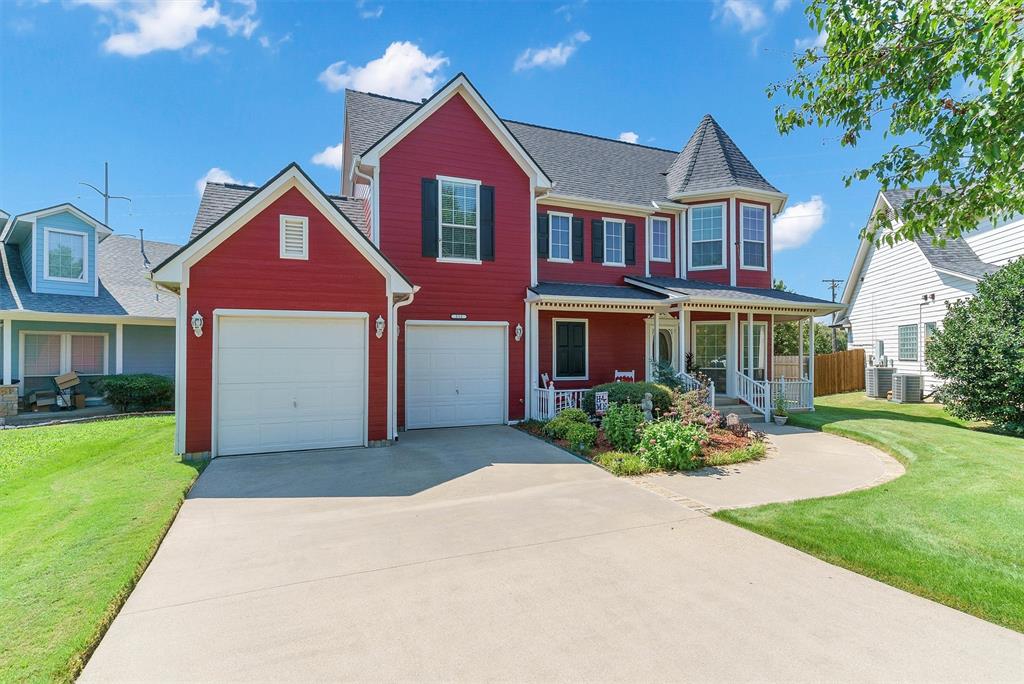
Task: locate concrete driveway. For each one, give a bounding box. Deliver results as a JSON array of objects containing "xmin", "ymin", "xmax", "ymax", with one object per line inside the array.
[{"xmin": 82, "ymin": 426, "xmax": 1023, "ymax": 682}]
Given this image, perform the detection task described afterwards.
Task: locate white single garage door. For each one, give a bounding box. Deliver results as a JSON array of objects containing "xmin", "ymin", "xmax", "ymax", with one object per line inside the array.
[
  {"xmin": 405, "ymin": 323, "xmax": 506, "ymax": 429},
  {"xmin": 216, "ymin": 314, "xmax": 366, "ymax": 456}
]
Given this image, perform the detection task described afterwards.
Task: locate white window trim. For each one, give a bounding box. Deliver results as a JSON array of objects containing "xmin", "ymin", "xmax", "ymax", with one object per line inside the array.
[
  {"xmin": 687, "ymin": 201, "xmax": 727, "ymax": 271},
  {"xmin": 602, "ymin": 217, "xmax": 626, "ymax": 267},
  {"xmin": 42, "ymin": 227, "xmax": 89, "ymax": 283},
  {"xmin": 739, "ymin": 202, "xmax": 768, "ymax": 271},
  {"xmin": 650, "ymin": 216, "xmax": 671, "ymax": 262},
  {"xmin": 279, "ymin": 214, "xmax": 309, "ymax": 260},
  {"xmin": 739, "ymin": 321, "xmax": 768, "ymax": 373},
  {"xmin": 19, "ymin": 330, "xmax": 109, "ymax": 391},
  {"xmin": 547, "ymin": 211, "xmax": 574, "ymax": 263},
  {"xmin": 552, "ymin": 317, "xmax": 589, "ymax": 381},
  {"xmin": 437, "ymin": 174, "xmax": 482, "ymax": 265}
]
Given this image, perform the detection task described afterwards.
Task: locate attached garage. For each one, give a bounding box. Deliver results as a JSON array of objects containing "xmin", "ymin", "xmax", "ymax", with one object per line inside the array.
[
  {"xmin": 405, "ymin": 322, "xmax": 507, "ymax": 429},
  {"xmin": 215, "ymin": 313, "xmax": 367, "ymax": 456}
]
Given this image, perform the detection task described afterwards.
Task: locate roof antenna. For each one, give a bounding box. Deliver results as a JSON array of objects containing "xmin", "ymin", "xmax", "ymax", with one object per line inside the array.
[
  {"xmin": 80, "ymin": 161, "xmax": 131, "ymax": 228},
  {"xmin": 139, "ymin": 227, "xmax": 151, "ymax": 267}
]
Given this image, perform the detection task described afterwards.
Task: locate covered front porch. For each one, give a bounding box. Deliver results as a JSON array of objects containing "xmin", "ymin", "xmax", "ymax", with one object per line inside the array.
[{"xmin": 526, "ymin": 279, "xmax": 842, "ymax": 421}]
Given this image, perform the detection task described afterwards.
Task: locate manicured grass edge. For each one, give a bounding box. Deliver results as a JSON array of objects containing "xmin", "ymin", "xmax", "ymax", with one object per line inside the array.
[{"xmin": 67, "ymin": 460, "xmax": 204, "ymax": 680}]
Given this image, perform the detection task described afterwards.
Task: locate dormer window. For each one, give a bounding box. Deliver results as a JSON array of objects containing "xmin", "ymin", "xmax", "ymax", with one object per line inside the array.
[
  {"xmin": 44, "ymin": 228, "xmax": 87, "ymax": 282},
  {"xmin": 740, "ymin": 203, "xmax": 767, "ymax": 269}
]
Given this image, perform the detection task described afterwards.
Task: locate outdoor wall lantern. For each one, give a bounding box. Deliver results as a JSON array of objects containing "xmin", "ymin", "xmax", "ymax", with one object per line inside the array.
[
  {"xmin": 514, "ymin": 323, "xmax": 523, "ymax": 342},
  {"xmin": 190, "ymin": 311, "xmax": 204, "ymax": 338},
  {"xmin": 375, "ymin": 315, "xmax": 386, "ymax": 339}
]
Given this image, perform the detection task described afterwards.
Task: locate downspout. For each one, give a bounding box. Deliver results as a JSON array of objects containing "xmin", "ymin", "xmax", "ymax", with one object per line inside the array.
[{"xmin": 390, "ymin": 287, "xmax": 419, "ymax": 440}]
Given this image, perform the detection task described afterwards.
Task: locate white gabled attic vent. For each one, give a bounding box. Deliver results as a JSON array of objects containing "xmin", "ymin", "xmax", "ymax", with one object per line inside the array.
[{"xmin": 279, "ymin": 215, "xmax": 308, "ymax": 260}]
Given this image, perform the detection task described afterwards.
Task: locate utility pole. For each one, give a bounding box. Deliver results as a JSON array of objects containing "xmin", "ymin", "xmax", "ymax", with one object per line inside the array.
[
  {"xmin": 80, "ymin": 161, "xmax": 131, "ymax": 227},
  {"xmin": 822, "ymin": 278, "xmax": 844, "ymax": 353}
]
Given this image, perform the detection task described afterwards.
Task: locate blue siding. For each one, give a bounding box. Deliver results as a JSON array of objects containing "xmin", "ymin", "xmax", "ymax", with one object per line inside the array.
[
  {"xmin": 122, "ymin": 324, "xmax": 175, "ymax": 377},
  {"xmin": 11, "ymin": 320, "xmax": 117, "ymax": 395},
  {"xmin": 19, "ymin": 237, "xmax": 32, "ymax": 289},
  {"xmin": 34, "ymin": 211, "xmax": 97, "ymax": 297}
]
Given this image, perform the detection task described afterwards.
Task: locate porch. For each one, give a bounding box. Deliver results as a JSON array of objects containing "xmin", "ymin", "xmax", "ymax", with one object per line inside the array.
[{"xmin": 527, "ymin": 281, "xmax": 831, "ymax": 422}]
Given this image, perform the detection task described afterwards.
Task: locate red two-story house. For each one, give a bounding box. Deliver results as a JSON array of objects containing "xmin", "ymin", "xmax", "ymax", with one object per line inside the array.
[{"xmin": 153, "ymin": 74, "xmax": 841, "ymax": 458}]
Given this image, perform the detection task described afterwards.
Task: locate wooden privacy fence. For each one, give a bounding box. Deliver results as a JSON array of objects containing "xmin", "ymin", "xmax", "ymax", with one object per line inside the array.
[
  {"xmin": 814, "ymin": 348, "xmax": 865, "ymax": 396},
  {"xmin": 773, "ymin": 355, "xmax": 804, "ymax": 379}
]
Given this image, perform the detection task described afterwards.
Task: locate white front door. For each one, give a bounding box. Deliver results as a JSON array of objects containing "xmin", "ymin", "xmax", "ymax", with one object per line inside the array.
[
  {"xmin": 405, "ymin": 322, "xmax": 507, "ymax": 429},
  {"xmin": 645, "ymin": 315, "xmax": 677, "ymax": 380},
  {"xmin": 215, "ymin": 314, "xmax": 367, "ymax": 456}
]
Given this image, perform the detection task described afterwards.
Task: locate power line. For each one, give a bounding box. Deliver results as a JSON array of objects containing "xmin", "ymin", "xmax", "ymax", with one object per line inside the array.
[
  {"xmin": 822, "ymin": 278, "xmax": 845, "ymax": 352},
  {"xmin": 79, "ymin": 161, "xmax": 131, "ymax": 228}
]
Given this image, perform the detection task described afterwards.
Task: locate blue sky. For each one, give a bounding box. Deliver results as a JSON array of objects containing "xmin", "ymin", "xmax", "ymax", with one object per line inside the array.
[{"xmin": 0, "ymin": 0, "xmax": 891, "ymax": 298}]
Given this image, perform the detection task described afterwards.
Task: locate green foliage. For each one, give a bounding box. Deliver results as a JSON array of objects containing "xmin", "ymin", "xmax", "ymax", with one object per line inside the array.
[
  {"xmin": 670, "ymin": 388, "xmax": 718, "ymax": 428},
  {"xmin": 772, "ymin": 0, "xmax": 1024, "ymax": 244},
  {"xmin": 772, "ymin": 321, "xmax": 846, "ymax": 356},
  {"xmin": 704, "ymin": 441, "xmax": 767, "ymax": 467},
  {"xmin": 636, "ymin": 420, "xmax": 707, "ymax": 471},
  {"xmin": 595, "ymin": 451, "xmax": 653, "ymax": 476},
  {"xmin": 95, "ymin": 374, "xmax": 174, "ymax": 412},
  {"xmin": 582, "ymin": 382, "xmax": 671, "ymax": 416},
  {"xmin": 601, "ymin": 403, "xmax": 645, "ymax": 452},
  {"xmin": 773, "ymin": 386, "xmax": 790, "ymax": 417},
  {"xmin": 564, "ymin": 422, "xmax": 598, "ymax": 450},
  {"xmin": 652, "ymin": 361, "xmax": 682, "ymax": 390},
  {"xmin": 542, "ymin": 408, "xmax": 590, "ymax": 440},
  {"xmin": 926, "ymin": 259, "xmax": 1024, "ymax": 431}
]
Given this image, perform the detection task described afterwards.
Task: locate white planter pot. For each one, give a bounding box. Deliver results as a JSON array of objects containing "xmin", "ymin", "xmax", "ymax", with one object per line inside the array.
[{"xmin": 774, "ymin": 415, "xmax": 788, "ymax": 426}]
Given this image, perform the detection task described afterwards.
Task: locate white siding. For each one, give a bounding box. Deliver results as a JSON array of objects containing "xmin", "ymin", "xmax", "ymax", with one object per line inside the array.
[
  {"xmin": 963, "ymin": 216, "xmax": 1024, "ymax": 267},
  {"xmin": 846, "ymin": 240, "xmax": 974, "ymax": 391}
]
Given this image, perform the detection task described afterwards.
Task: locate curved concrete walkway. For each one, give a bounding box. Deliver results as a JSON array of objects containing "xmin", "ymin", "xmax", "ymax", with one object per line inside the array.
[{"xmin": 636, "ymin": 422, "xmax": 904, "ymax": 513}]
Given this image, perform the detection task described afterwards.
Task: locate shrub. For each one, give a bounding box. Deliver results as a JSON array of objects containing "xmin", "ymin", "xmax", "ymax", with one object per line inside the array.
[
  {"xmin": 601, "ymin": 403, "xmax": 645, "ymax": 451},
  {"xmin": 703, "ymin": 441, "xmax": 766, "ymax": 467},
  {"xmin": 927, "ymin": 258, "xmax": 1024, "ymax": 430},
  {"xmin": 582, "ymin": 382, "xmax": 671, "ymax": 416},
  {"xmin": 671, "ymin": 388, "xmax": 716, "ymax": 426},
  {"xmin": 595, "ymin": 451, "xmax": 653, "ymax": 476},
  {"xmin": 652, "ymin": 361, "xmax": 682, "ymax": 390},
  {"xmin": 636, "ymin": 420, "xmax": 707, "ymax": 471},
  {"xmin": 95, "ymin": 374, "xmax": 174, "ymax": 412},
  {"xmin": 564, "ymin": 422, "xmax": 598, "ymax": 450},
  {"xmin": 542, "ymin": 408, "xmax": 590, "ymax": 439}
]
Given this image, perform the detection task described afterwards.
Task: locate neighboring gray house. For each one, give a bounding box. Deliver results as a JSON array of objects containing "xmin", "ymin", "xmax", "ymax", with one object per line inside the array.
[
  {"xmin": 840, "ymin": 189, "xmax": 1024, "ymax": 390},
  {"xmin": 0, "ymin": 203, "xmax": 178, "ymax": 398}
]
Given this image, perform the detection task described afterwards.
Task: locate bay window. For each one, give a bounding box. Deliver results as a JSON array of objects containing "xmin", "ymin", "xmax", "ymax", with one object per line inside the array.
[
  {"xmin": 741, "ymin": 203, "xmax": 767, "ymax": 269},
  {"xmin": 689, "ymin": 204, "xmax": 725, "ymax": 269}
]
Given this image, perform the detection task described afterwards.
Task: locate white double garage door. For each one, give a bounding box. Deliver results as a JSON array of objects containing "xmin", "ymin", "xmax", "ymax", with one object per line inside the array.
[{"xmin": 215, "ymin": 314, "xmax": 506, "ymax": 456}]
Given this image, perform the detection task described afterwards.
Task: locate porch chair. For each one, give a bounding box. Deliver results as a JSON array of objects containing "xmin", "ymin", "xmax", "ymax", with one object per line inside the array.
[
  {"xmin": 614, "ymin": 370, "xmax": 635, "ymax": 383},
  {"xmin": 540, "ymin": 372, "xmax": 554, "ymax": 389}
]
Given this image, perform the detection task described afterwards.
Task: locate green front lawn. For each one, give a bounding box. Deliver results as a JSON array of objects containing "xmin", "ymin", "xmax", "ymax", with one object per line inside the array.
[
  {"xmin": 717, "ymin": 393, "xmax": 1024, "ymax": 632},
  {"xmin": 0, "ymin": 416, "xmax": 199, "ymax": 682}
]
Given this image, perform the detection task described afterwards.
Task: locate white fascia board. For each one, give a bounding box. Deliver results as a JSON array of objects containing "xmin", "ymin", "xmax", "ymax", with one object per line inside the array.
[
  {"xmin": 684, "ymin": 295, "xmax": 845, "ymax": 315},
  {"xmin": 360, "ymin": 76, "xmax": 553, "ymax": 190},
  {"xmin": 841, "ymin": 192, "xmax": 895, "ymax": 306},
  {"xmin": 669, "ymin": 187, "xmax": 788, "ymax": 213},
  {"xmin": 14, "ymin": 204, "xmax": 113, "ymax": 238},
  {"xmin": 540, "ymin": 193, "xmax": 655, "ymax": 216},
  {"xmin": 526, "ymin": 291, "xmax": 684, "ymax": 306},
  {"xmin": 3, "ymin": 310, "xmax": 175, "ymax": 325},
  {"xmin": 933, "ymin": 267, "xmax": 982, "ymax": 283}
]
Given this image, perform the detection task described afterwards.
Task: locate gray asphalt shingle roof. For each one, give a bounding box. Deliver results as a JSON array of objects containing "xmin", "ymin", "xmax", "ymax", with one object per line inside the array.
[
  {"xmin": 190, "ymin": 182, "xmax": 368, "ymax": 239},
  {"xmin": 1, "ymin": 235, "xmax": 178, "ymax": 318},
  {"xmin": 530, "ymin": 282, "xmax": 668, "ymax": 301},
  {"xmin": 629, "ymin": 276, "xmax": 839, "ymax": 308},
  {"xmin": 344, "ymin": 89, "xmax": 779, "ymax": 208}
]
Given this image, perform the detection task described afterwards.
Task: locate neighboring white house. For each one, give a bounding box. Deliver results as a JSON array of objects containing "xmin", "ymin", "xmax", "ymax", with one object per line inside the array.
[{"xmin": 839, "ymin": 189, "xmax": 1024, "ymax": 391}]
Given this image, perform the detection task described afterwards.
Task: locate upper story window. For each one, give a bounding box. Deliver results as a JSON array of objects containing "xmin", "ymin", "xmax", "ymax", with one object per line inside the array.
[
  {"xmin": 650, "ymin": 217, "xmax": 670, "ymax": 262},
  {"xmin": 44, "ymin": 228, "xmax": 87, "ymax": 282},
  {"xmin": 689, "ymin": 204, "xmax": 725, "ymax": 270},
  {"xmin": 439, "ymin": 177, "xmax": 479, "ymax": 261},
  {"xmin": 741, "ymin": 204, "xmax": 767, "ymax": 269},
  {"xmin": 603, "ymin": 219, "xmax": 625, "ymax": 266},
  {"xmin": 549, "ymin": 213, "xmax": 571, "ymax": 261}
]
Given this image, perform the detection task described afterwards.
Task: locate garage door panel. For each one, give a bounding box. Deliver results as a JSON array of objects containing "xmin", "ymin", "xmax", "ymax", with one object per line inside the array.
[{"xmin": 216, "ymin": 316, "xmax": 366, "ymax": 456}]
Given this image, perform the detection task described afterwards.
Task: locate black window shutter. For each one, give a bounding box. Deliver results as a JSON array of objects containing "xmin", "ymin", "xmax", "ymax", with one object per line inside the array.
[
  {"xmin": 555, "ymin": 321, "xmax": 586, "ymax": 377},
  {"xmin": 536, "ymin": 213, "xmax": 549, "ymax": 259},
  {"xmin": 591, "ymin": 219, "xmax": 604, "ymax": 263},
  {"xmin": 421, "ymin": 178, "xmax": 439, "ymax": 258},
  {"xmin": 480, "ymin": 185, "xmax": 495, "ymax": 261},
  {"xmin": 571, "ymin": 217, "xmax": 584, "ymax": 261},
  {"xmin": 625, "ymin": 222, "xmax": 636, "ymax": 265}
]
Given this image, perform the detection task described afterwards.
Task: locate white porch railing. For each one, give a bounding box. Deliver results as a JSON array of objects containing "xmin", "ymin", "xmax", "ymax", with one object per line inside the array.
[
  {"xmin": 735, "ymin": 371, "xmax": 771, "ymax": 421},
  {"xmin": 532, "ymin": 385, "xmax": 588, "ymax": 420},
  {"xmin": 676, "ymin": 370, "xmax": 715, "ymax": 410},
  {"xmin": 769, "ymin": 378, "xmax": 814, "ymax": 412}
]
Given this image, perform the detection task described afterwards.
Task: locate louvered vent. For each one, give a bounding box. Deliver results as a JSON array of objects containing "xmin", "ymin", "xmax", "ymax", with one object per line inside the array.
[{"xmin": 280, "ymin": 215, "xmax": 308, "ymax": 260}]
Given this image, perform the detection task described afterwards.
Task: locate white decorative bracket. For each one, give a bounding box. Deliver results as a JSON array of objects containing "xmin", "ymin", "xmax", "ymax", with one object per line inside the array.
[
  {"xmin": 190, "ymin": 310, "xmax": 204, "ymax": 338},
  {"xmin": 375, "ymin": 315, "xmax": 386, "ymax": 339}
]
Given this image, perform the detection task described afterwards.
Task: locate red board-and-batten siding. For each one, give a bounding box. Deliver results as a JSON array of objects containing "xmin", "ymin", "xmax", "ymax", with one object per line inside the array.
[
  {"xmin": 184, "ymin": 188, "xmax": 390, "ymax": 453},
  {"xmin": 377, "ymin": 93, "xmax": 532, "ymax": 426}
]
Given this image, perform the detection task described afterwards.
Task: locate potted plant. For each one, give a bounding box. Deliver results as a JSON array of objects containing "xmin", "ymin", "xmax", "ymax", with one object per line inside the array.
[{"xmin": 773, "ymin": 387, "xmax": 789, "ymax": 426}]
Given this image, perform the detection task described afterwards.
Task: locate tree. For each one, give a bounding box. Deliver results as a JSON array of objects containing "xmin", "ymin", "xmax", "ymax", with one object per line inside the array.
[
  {"xmin": 771, "ymin": 280, "xmax": 845, "ymax": 355},
  {"xmin": 926, "ymin": 258, "xmax": 1024, "ymax": 432},
  {"xmin": 772, "ymin": 0, "xmax": 1024, "ymax": 245}
]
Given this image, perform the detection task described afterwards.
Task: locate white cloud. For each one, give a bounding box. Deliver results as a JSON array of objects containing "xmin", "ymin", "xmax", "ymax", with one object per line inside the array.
[
  {"xmin": 772, "ymin": 0, "xmax": 791, "ymax": 11},
  {"xmin": 617, "ymin": 131, "xmax": 639, "ymax": 144},
  {"xmin": 195, "ymin": 167, "xmax": 250, "ymax": 196},
  {"xmin": 554, "ymin": 0, "xmax": 587, "ymax": 22},
  {"xmin": 318, "ymin": 41, "xmax": 448, "ymax": 100},
  {"xmin": 795, "ymin": 30, "xmax": 827, "ymax": 50},
  {"xmin": 514, "ymin": 31, "xmax": 590, "ymax": 72},
  {"xmin": 713, "ymin": 0, "xmax": 767, "ymax": 33},
  {"xmin": 774, "ymin": 195, "xmax": 826, "ymax": 251},
  {"xmin": 356, "ymin": 0, "xmax": 383, "ymax": 19},
  {"xmin": 312, "ymin": 143, "xmax": 345, "ymax": 170},
  {"xmin": 70, "ymin": 0, "xmax": 259, "ymax": 57},
  {"xmin": 259, "ymin": 31, "xmax": 291, "ymax": 53}
]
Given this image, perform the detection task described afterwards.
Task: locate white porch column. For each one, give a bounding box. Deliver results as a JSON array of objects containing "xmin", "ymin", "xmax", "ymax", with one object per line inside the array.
[
  {"xmin": 2, "ymin": 319, "xmax": 11, "ymax": 385},
  {"xmin": 769, "ymin": 314, "xmax": 775, "ymax": 381},
  {"xmin": 808, "ymin": 315, "xmax": 816, "ymax": 407},
  {"xmin": 798, "ymin": 318, "xmax": 805, "ymax": 380},
  {"xmin": 746, "ymin": 311, "xmax": 754, "ymax": 377},
  {"xmin": 528, "ymin": 302, "xmax": 539, "ymax": 418},
  {"xmin": 728, "ymin": 311, "xmax": 738, "ymax": 396},
  {"xmin": 651, "ymin": 307, "xmax": 660, "ymax": 380},
  {"xmin": 678, "ymin": 307, "xmax": 688, "ymax": 371},
  {"xmin": 115, "ymin": 323, "xmax": 124, "ymax": 375}
]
